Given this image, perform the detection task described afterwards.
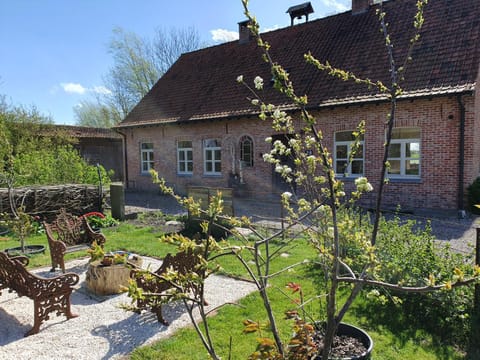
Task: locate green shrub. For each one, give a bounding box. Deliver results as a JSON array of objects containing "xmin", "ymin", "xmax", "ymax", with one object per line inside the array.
[
  {"xmin": 468, "ymin": 178, "xmax": 480, "ymax": 214},
  {"xmin": 85, "ymin": 212, "xmax": 119, "ymax": 228},
  {"xmin": 181, "ymin": 216, "xmax": 232, "ymax": 240},
  {"xmin": 370, "ymin": 215, "xmax": 475, "ymax": 349}
]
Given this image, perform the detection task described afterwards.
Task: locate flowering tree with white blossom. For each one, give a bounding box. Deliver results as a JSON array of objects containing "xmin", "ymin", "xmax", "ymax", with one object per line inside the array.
[
  {"xmin": 234, "ymin": 0, "xmax": 480, "ymax": 358},
  {"xmin": 136, "ymin": 1, "xmax": 480, "ymax": 359}
]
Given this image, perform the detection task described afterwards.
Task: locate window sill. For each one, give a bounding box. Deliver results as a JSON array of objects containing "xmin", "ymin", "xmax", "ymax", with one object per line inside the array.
[
  {"xmin": 335, "ymin": 175, "xmax": 364, "ymax": 181},
  {"xmin": 387, "ymin": 177, "xmax": 421, "ymax": 184}
]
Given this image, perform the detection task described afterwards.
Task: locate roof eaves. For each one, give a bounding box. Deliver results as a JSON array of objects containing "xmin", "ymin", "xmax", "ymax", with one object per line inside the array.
[
  {"xmin": 115, "ymin": 84, "xmax": 476, "ymax": 129},
  {"xmin": 318, "ymin": 84, "xmax": 476, "ymax": 107}
]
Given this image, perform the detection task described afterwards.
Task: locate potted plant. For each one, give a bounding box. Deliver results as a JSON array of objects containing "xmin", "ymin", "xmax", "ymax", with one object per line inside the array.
[
  {"xmin": 87, "ymin": 240, "xmax": 105, "ymax": 263},
  {"xmin": 1, "ymin": 206, "xmax": 45, "ymax": 256}
]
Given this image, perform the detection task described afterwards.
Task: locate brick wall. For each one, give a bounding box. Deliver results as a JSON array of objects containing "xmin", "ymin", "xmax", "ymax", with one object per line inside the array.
[{"xmin": 123, "ymin": 94, "xmax": 477, "ymax": 211}]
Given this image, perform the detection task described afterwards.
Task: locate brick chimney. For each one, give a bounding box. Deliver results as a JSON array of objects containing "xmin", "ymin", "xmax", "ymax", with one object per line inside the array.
[
  {"xmin": 238, "ymin": 20, "xmax": 252, "ymax": 44},
  {"xmin": 352, "ymin": 0, "xmax": 375, "ymax": 15}
]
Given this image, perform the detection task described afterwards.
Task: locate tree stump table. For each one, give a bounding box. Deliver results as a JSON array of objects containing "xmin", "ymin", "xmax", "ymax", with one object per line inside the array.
[{"xmin": 85, "ymin": 256, "xmax": 142, "ymax": 296}]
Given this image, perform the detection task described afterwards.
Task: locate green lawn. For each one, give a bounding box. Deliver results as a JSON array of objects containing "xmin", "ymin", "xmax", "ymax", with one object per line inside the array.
[{"xmin": 0, "ymin": 220, "xmax": 469, "ymax": 359}]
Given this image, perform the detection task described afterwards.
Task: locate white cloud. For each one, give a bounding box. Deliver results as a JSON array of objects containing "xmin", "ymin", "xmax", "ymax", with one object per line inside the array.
[
  {"xmin": 210, "ymin": 24, "xmax": 282, "ymax": 43},
  {"xmin": 210, "ymin": 29, "xmax": 239, "ymax": 43},
  {"xmin": 61, "ymin": 82, "xmax": 87, "ymax": 94},
  {"xmin": 92, "ymin": 85, "xmax": 112, "ymax": 95},
  {"xmin": 60, "ymin": 83, "xmax": 111, "ymax": 96},
  {"xmin": 322, "ymin": 0, "xmax": 349, "ymax": 12}
]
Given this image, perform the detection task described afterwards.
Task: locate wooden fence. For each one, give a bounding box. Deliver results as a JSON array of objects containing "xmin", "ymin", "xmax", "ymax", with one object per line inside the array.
[{"xmin": 0, "ymin": 184, "xmax": 104, "ymax": 221}]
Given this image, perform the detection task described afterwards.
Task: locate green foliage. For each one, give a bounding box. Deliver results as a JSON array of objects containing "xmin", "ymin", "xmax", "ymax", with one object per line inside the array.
[
  {"xmin": 12, "ymin": 144, "xmax": 111, "ymax": 186},
  {"xmin": 181, "ymin": 216, "xmax": 232, "ymax": 240},
  {"xmin": 375, "ymin": 216, "xmax": 437, "ymax": 285},
  {"xmin": 87, "ymin": 240, "xmax": 105, "ymax": 262},
  {"xmin": 0, "ymin": 99, "xmax": 112, "ymax": 186},
  {"xmin": 73, "ymin": 99, "xmax": 119, "ymax": 128},
  {"xmin": 0, "ymin": 207, "xmax": 39, "ymax": 251},
  {"xmin": 85, "ymin": 213, "xmax": 119, "ymax": 228},
  {"xmin": 370, "ymin": 216, "xmax": 476, "ymax": 348},
  {"xmin": 467, "ymin": 177, "xmax": 480, "ymax": 214}
]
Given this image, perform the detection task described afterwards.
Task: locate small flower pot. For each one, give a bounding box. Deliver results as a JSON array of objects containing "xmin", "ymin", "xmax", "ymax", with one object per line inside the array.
[{"xmin": 4, "ymin": 245, "xmax": 46, "ymax": 256}]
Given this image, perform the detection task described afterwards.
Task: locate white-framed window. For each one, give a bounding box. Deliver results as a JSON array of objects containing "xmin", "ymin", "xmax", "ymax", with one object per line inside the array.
[
  {"xmin": 204, "ymin": 139, "xmax": 221, "ymax": 175},
  {"xmin": 240, "ymin": 135, "xmax": 254, "ymax": 167},
  {"xmin": 140, "ymin": 142, "xmax": 154, "ymax": 174},
  {"xmin": 177, "ymin": 140, "xmax": 193, "ymax": 175},
  {"xmin": 387, "ymin": 127, "xmax": 421, "ymax": 178},
  {"xmin": 334, "ymin": 130, "xmax": 364, "ymax": 176}
]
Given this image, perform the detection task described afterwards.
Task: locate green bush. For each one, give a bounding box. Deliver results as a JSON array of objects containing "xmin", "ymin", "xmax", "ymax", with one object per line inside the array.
[
  {"xmin": 467, "ymin": 177, "xmax": 480, "ymax": 214},
  {"xmin": 84, "ymin": 212, "xmax": 119, "ymax": 228},
  {"xmin": 370, "ymin": 215, "xmax": 475, "ymax": 349},
  {"xmin": 181, "ymin": 216, "xmax": 232, "ymax": 240},
  {"xmin": 0, "ymin": 101, "xmax": 112, "ymax": 187}
]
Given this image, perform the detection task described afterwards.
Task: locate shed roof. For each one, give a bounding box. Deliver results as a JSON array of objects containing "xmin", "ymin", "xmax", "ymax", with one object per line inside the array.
[{"xmin": 55, "ymin": 125, "xmax": 123, "ymax": 139}]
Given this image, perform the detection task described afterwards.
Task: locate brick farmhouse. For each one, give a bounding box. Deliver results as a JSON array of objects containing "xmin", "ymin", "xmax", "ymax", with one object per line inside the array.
[{"xmin": 115, "ymin": 0, "xmax": 480, "ymax": 212}]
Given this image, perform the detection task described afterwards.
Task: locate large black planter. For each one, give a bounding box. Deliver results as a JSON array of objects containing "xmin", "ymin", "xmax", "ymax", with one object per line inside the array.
[
  {"xmin": 315, "ymin": 322, "xmax": 373, "ymax": 360},
  {"xmin": 5, "ymin": 245, "xmax": 46, "ymax": 256}
]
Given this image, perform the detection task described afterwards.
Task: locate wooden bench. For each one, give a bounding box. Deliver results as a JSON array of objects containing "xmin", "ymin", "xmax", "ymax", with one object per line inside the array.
[
  {"xmin": 0, "ymin": 251, "xmax": 79, "ymax": 336},
  {"xmin": 129, "ymin": 249, "xmax": 203, "ymax": 325},
  {"xmin": 44, "ymin": 209, "xmax": 106, "ymax": 273}
]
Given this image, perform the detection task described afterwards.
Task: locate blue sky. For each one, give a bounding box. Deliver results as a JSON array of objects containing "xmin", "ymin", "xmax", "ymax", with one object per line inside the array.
[{"xmin": 0, "ymin": 0, "xmax": 350, "ymax": 125}]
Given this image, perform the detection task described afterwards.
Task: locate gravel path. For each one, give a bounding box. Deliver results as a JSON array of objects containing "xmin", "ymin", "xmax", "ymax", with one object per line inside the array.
[{"xmin": 0, "ymin": 257, "xmax": 257, "ymax": 360}]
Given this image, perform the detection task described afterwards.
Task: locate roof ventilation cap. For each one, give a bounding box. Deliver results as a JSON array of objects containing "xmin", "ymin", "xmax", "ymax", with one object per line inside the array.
[{"xmin": 287, "ymin": 2, "xmax": 314, "ymax": 26}]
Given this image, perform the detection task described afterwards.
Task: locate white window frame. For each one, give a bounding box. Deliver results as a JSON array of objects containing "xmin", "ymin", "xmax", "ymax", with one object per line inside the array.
[
  {"xmin": 177, "ymin": 140, "xmax": 193, "ymax": 175},
  {"xmin": 334, "ymin": 131, "xmax": 364, "ymax": 177},
  {"xmin": 140, "ymin": 142, "xmax": 154, "ymax": 174},
  {"xmin": 203, "ymin": 139, "xmax": 221, "ymax": 175},
  {"xmin": 387, "ymin": 127, "xmax": 421, "ymax": 178}
]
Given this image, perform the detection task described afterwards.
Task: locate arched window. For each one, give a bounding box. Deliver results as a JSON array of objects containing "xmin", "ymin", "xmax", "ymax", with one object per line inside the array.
[{"xmin": 240, "ymin": 135, "xmax": 253, "ymax": 167}]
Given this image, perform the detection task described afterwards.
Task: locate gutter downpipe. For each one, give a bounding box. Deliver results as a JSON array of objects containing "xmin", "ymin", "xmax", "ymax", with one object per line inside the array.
[{"xmin": 457, "ymin": 94, "xmax": 466, "ymax": 216}]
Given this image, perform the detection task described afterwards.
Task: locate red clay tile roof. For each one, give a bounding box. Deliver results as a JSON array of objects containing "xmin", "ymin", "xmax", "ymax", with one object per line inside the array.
[{"xmin": 117, "ymin": 0, "xmax": 480, "ymax": 128}]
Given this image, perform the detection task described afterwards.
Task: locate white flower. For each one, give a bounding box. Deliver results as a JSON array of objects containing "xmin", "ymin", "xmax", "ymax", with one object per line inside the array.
[
  {"xmin": 254, "ymin": 76, "xmax": 264, "ymax": 90},
  {"xmin": 236, "ymin": 75, "xmax": 244, "ymax": 83},
  {"xmin": 265, "ymin": 136, "xmax": 273, "ymax": 143},
  {"xmin": 355, "ymin": 177, "xmax": 374, "ymax": 192},
  {"xmin": 262, "ymin": 153, "xmax": 274, "ymax": 162},
  {"xmin": 251, "ymin": 99, "xmax": 259, "ymax": 105},
  {"xmin": 282, "ymin": 191, "xmax": 292, "ymax": 199}
]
